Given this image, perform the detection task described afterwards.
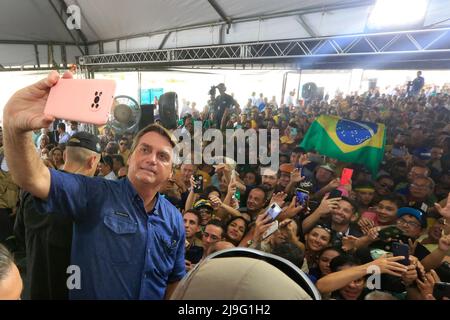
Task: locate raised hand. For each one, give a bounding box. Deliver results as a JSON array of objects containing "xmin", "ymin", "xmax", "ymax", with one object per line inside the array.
[
  {"xmin": 288, "ymin": 196, "xmax": 305, "ymax": 215},
  {"xmin": 316, "ymin": 194, "xmax": 340, "ymax": 216},
  {"xmin": 438, "ymin": 234, "xmax": 450, "ymax": 252},
  {"xmin": 209, "ymin": 194, "xmax": 223, "ymax": 209},
  {"xmin": 326, "ymin": 178, "xmax": 341, "ymax": 190},
  {"xmin": 3, "ymin": 71, "xmax": 73, "ymax": 133},
  {"xmin": 290, "ymin": 168, "xmax": 305, "ymax": 183},
  {"xmin": 371, "ymin": 256, "xmax": 409, "ymax": 277},
  {"xmin": 408, "ymin": 238, "xmax": 419, "ymax": 256},
  {"xmin": 401, "ymin": 263, "xmax": 418, "ymax": 286},
  {"xmin": 227, "ymin": 181, "xmax": 238, "ymax": 195},
  {"xmin": 416, "ymin": 269, "xmax": 441, "ymax": 299},
  {"xmin": 434, "ymin": 193, "xmax": 450, "ymax": 219},
  {"xmin": 253, "ymin": 213, "xmax": 273, "ymax": 242},
  {"xmin": 270, "ymin": 192, "xmax": 287, "ymax": 207},
  {"xmin": 189, "ymin": 175, "xmax": 196, "ymax": 191},
  {"xmin": 185, "ymin": 260, "xmax": 193, "ymax": 272},
  {"xmin": 358, "ymin": 217, "xmax": 375, "ymax": 235},
  {"xmin": 342, "ymin": 180, "xmax": 353, "ymax": 193},
  {"xmin": 279, "ymin": 219, "xmax": 296, "ymax": 240},
  {"xmin": 298, "ymin": 153, "xmax": 311, "ymax": 167},
  {"xmin": 342, "ymin": 235, "xmax": 359, "ymax": 252},
  {"xmin": 366, "ymin": 226, "xmax": 380, "ymax": 240},
  {"xmin": 402, "ymin": 147, "xmax": 413, "ymax": 167}
]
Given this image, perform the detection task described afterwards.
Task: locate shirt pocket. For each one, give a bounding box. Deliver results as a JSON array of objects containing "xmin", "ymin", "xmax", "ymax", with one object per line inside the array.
[
  {"xmin": 101, "ymin": 213, "xmax": 139, "ymax": 264},
  {"xmin": 104, "ymin": 214, "xmax": 138, "ymax": 234},
  {"xmin": 153, "ymin": 230, "xmax": 178, "ymax": 280}
]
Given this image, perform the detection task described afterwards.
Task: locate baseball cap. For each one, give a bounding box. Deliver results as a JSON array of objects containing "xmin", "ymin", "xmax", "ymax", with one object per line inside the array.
[
  {"xmin": 216, "ymin": 83, "xmax": 226, "ymax": 90},
  {"xmin": 413, "ymin": 147, "xmax": 432, "ymax": 160},
  {"xmin": 194, "ymin": 199, "xmax": 213, "ymax": 211},
  {"xmin": 279, "ymin": 163, "xmax": 295, "ymax": 174},
  {"xmin": 280, "ymin": 136, "xmax": 294, "ymax": 144},
  {"xmin": 318, "ymin": 163, "xmax": 336, "ymax": 173},
  {"xmin": 354, "ymin": 181, "xmax": 375, "ymax": 192},
  {"xmin": 261, "ymin": 167, "xmax": 278, "ymax": 176},
  {"xmin": 397, "ymin": 207, "xmax": 427, "ymax": 228},
  {"xmin": 67, "ymin": 132, "xmax": 101, "ymax": 153}
]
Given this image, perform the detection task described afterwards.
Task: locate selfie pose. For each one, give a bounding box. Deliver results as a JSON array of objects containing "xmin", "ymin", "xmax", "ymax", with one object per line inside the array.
[{"xmin": 3, "ymin": 71, "xmax": 185, "ymax": 299}]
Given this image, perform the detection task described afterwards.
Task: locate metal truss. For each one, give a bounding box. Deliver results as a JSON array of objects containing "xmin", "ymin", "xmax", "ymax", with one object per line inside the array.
[{"xmin": 80, "ymin": 27, "xmax": 450, "ymax": 69}]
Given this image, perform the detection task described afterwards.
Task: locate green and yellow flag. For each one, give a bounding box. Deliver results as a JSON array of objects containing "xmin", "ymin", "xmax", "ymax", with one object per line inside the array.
[{"xmin": 300, "ymin": 115, "xmax": 386, "ymax": 174}]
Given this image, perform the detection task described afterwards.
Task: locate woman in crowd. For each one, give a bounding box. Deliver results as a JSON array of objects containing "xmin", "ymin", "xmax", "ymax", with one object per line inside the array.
[
  {"xmin": 49, "ymin": 146, "xmax": 64, "ymax": 170},
  {"xmin": 304, "ymin": 224, "xmax": 332, "ymax": 270},
  {"xmin": 225, "ymin": 216, "xmax": 249, "ymax": 246},
  {"xmin": 308, "ymin": 247, "xmax": 343, "ymax": 283}
]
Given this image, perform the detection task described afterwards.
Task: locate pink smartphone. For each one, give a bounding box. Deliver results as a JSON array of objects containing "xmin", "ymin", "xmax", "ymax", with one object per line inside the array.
[
  {"xmin": 340, "ymin": 168, "xmax": 353, "ymax": 185},
  {"xmin": 44, "ymin": 79, "xmax": 116, "ymax": 125}
]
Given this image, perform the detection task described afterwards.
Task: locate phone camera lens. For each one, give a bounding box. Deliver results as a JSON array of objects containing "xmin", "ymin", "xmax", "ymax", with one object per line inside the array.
[
  {"xmin": 94, "ymin": 96, "xmax": 100, "ymax": 103},
  {"xmin": 91, "ymin": 103, "xmax": 94, "ymax": 108}
]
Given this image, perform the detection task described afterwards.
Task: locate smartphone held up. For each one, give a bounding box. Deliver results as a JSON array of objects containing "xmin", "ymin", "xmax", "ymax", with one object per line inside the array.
[
  {"xmin": 44, "ymin": 78, "xmax": 116, "ymax": 125},
  {"xmin": 295, "ymin": 188, "xmax": 309, "ymax": 206},
  {"xmin": 340, "ymin": 168, "xmax": 353, "ymax": 186},
  {"xmin": 266, "ymin": 203, "xmax": 282, "ymax": 220},
  {"xmin": 193, "ymin": 175, "xmax": 204, "ymax": 193}
]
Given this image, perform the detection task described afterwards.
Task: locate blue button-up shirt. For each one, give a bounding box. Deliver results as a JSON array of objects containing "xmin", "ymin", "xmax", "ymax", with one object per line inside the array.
[{"xmin": 34, "ymin": 169, "xmax": 186, "ymax": 299}]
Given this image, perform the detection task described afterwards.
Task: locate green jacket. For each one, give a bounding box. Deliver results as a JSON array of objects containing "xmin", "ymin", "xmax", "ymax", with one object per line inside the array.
[{"xmin": 0, "ymin": 147, "xmax": 19, "ymax": 210}]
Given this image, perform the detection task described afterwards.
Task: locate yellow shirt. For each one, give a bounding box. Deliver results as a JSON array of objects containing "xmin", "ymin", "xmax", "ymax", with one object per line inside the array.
[{"xmin": 119, "ymin": 149, "xmax": 131, "ymax": 164}]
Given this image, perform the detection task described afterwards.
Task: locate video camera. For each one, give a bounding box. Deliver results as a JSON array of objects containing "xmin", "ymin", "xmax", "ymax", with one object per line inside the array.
[{"xmin": 209, "ymin": 85, "xmax": 217, "ymax": 97}]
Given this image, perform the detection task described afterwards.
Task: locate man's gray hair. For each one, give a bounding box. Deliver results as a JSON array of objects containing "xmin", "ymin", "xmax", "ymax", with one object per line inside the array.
[
  {"xmin": 0, "ymin": 244, "xmax": 14, "ymax": 282},
  {"xmin": 364, "ymin": 290, "xmax": 398, "ymax": 300}
]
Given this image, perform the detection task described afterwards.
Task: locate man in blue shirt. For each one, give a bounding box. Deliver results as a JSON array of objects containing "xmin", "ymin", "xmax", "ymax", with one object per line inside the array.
[
  {"xmin": 57, "ymin": 122, "xmax": 70, "ymax": 144},
  {"xmin": 410, "ymin": 71, "xmax": 425, "ymax": 96},
  {"xmin": 2, "ymin": 71, "xmax": 186, "ymax": 299}
]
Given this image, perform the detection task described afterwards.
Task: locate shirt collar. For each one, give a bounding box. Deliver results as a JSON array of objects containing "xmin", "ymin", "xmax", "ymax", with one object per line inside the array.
[{"xmin": 121, "ymin": 177, "xmax": 161, "ymax": 215}]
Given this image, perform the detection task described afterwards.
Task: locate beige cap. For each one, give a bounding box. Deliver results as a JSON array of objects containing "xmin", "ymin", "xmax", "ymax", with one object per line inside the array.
[
  {"xmin": 261, "ymin": 167, "xmax": 278, "ymax": 176},
  {"xmin": 171, "ymin": 257, "xmax": 312, "ymax": 300}
]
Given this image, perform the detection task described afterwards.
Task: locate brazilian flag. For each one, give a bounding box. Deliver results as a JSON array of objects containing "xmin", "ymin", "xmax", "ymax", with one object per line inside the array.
[{"xmin": 300, "ymin": 115, "xmax": 386, "ymax": 174}]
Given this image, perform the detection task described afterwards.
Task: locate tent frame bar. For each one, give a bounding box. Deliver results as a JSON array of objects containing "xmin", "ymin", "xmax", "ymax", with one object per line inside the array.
[{"xmin": 79, "ymin": 27, "xmax": 450, "ymax": 70}]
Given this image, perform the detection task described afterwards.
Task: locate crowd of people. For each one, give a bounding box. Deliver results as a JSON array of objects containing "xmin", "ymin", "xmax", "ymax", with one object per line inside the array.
[{"xmin": 0, "ymin": 70, "xmax": 450, "ymax": 300}]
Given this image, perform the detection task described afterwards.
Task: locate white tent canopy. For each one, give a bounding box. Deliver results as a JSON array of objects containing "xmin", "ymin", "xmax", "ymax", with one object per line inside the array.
[{"xmin": 1, "ymin": 0, "xmax": 450, "ymax": 69}]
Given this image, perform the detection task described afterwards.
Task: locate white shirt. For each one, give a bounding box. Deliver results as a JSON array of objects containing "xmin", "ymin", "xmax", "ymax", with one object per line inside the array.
[
  {"xmin": 180, "ymin": 106, "xmax": 193, "ymax": 118},
  {"xmin": 103, "ymin": 171, "xmax": 118, "ymax": 181},
  {"xmin": 286, "ymin": 95, "xmax": 294, "ymax": 106},
  {"xmin": 59, "ymin": 132, "xmax": 71, "ymax": 144},
  {"xmin": 1, "ymin": 156, "xmax": 9, "ymax": 172}
]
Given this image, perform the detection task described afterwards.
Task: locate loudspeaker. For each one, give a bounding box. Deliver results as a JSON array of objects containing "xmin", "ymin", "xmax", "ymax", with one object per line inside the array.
[
  {"xmin": 302, "ymin": 82, "xmax": 318, "ymax": 100},
  {"xmin": 138, "ymin": 104, "xmax": 155, "ymax": 131},
  {"xmin": 369, "ymin": 78, "xmax": 377, "ymax": 90},
  {"xmin": 316, "ymin": 87, "xmax": 325, "ymax": 101},
  {"xmin": 159, "ymin": 92, "xmax": 178, "ymax": 130}
]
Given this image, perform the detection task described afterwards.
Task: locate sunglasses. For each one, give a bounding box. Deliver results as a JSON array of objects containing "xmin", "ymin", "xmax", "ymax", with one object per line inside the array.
[
  {"xmin": 379, "ymin": 183, "xmax": 394, "ymax": 190},
  {"xmin": 315, "ymin": 224, "xmax": 332, "ymax": 234},
  {"xmin": 397, "ymin": 218, "xmax": 421, "ymax": 229}
]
